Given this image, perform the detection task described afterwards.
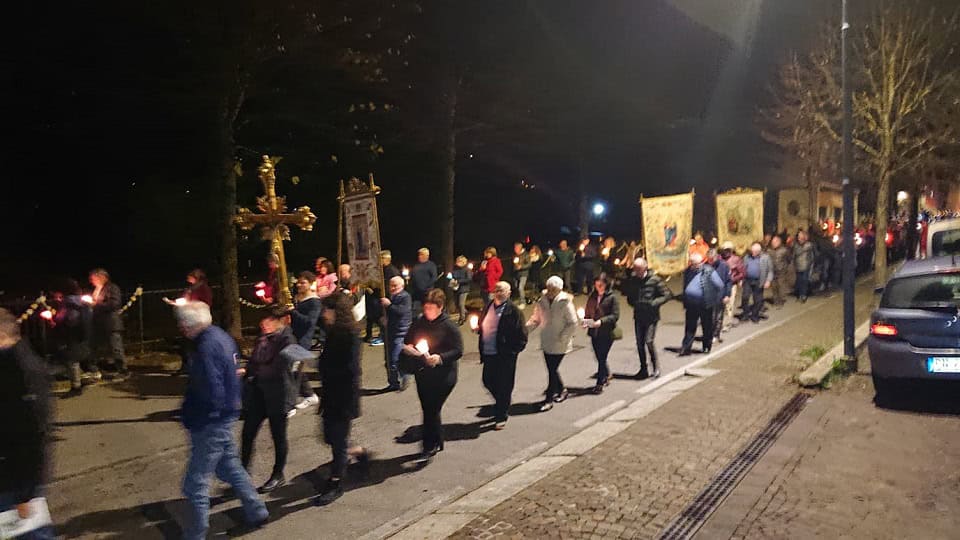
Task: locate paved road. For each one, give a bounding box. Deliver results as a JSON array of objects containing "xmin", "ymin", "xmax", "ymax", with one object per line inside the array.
[{"xmin": 48, "ymin": 287, "xmax": 830, "ymax": 539}]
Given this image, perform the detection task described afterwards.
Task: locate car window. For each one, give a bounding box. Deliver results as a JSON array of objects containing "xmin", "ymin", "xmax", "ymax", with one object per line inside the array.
[
  {"xmin": 881, "ymin": 272, "xmax": 960, "ymax": 309},
  {"xmin": 931, "ymin": 229, "xmax": 960, "ymax": 257}
]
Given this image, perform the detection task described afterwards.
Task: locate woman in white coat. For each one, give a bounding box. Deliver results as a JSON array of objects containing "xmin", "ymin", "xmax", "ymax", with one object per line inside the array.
[{"xmin": 525, "ymin": 276, "xmax": 579, "ymax": 411}]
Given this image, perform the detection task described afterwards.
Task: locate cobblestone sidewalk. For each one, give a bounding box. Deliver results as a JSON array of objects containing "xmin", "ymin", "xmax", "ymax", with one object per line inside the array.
[{"xmin": 446, "ymin": 286, "xmax": 876, "ymax": 539}]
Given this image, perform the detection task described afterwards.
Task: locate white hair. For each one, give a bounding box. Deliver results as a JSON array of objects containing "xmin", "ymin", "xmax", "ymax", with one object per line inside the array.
[
  {"xmin": 545, "ymin": 275, "xmax": 564, "ymax": 290},
  {"xmin": 689, "ymin": 253, "xmax": 704, "ymax": 264},
  {"xmin": 633, "ymin": 257, "xmax": 647, "ymax": 268},
  {"xmin": 175, "ymin": 301, "xmax": 212, "ymax": 333},
  {"xmin": 389, "ymin": 276, "xmax": 405, "ymax": 287},
  {"xmin": 494, "ymin": 281, "xmax": 512, "ymax": 293}
]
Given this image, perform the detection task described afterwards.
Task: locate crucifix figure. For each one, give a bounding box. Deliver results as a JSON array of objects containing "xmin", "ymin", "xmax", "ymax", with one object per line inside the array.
[{"xmin": 235, "ymin": 155, "xmax": 317, "ymax": 310}]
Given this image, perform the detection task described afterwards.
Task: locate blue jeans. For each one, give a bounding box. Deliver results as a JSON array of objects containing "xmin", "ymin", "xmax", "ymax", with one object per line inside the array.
[
  {"xmin": 795, "ymin": 270, "xmax": 810, "ymax": 298},
  {"xmin": 386, "ymin": 334, "xmax": 408, "ymax": 388},
  {"xmin": 0, "ymin": 492, "xmax": 55, "ymax": 540},
  {"xmin": 182, "ymin": 421, "xmax": 267, "ymax": 540}
]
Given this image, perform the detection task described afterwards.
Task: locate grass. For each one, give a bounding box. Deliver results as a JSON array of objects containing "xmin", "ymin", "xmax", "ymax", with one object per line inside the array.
[
  {"xmin": 799, "ymin": 345, "xmax": 827, "ymax": 362},
  {"xmin": 822, "ymin": 356, "xmax": 856, "ymax": 389}
]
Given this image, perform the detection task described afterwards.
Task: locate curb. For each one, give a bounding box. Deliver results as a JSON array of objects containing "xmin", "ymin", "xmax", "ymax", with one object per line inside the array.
[{"xmin": 798, "ymin": 320, "xmax": 871, "ymax": 387}]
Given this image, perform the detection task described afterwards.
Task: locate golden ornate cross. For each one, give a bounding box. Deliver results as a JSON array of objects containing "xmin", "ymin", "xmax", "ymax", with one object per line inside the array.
[{"xmin": 235, "ymin": 155, "xmax": 317, "ymax": 310}]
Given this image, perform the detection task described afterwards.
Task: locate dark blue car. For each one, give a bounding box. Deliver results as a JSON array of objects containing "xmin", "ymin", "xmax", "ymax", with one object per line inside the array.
[{"xmin": 868, "ymin": 256, "xmax": 960, "ymax": 399}]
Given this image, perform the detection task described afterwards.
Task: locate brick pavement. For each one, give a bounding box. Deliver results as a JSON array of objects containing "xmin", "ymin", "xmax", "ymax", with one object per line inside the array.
[{"xmin": 446, "ymin": 286, "xmax": 876, "ymax": 539}]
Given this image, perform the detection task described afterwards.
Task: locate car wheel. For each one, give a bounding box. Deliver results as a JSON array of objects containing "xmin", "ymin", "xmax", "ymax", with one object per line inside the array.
[{"xmin": 871, "ymin": 374, "xmax": 895, "ymax": 404}]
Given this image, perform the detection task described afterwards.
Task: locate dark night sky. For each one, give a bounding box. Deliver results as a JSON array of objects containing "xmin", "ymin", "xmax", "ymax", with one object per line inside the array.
[{"xmin": 4, "ymin": 0, "xmax": 928, "ymax": 294}]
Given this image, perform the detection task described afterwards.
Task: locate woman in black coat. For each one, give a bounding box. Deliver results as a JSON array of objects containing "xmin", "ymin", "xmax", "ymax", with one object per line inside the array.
[
  {"xmin": 583, "ymin": 273, "xmax": 620, "ymax": 393},
  {"xmin": 241, "ymin": 307, "xmax": 297, "ymax": 494},
  {"xmin": 401, "ymin": 288, "xmax": 463, "ymax": 464},
  {"xmin": 315, "ymin": 293, "xmax": 368, "ymax": 506}
]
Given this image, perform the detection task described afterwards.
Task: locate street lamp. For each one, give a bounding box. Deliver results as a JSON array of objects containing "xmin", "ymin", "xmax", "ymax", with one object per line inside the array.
[{"xmin": 592, "ymin": 202, "xmax": 606, "ymax": 217}]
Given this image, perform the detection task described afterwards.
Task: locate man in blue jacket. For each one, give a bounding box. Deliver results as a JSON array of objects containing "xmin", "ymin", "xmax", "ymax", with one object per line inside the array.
[
  {"xmin": 381, "ymin": 276, "xmax": 413, "ymax": 391},
  {"xmin": 680, "ymin": 253, "xmax": 725, "ymax": 356},
  {"xmin": 176, "ymin": 301, "xmax": 267, "ymax": 540}
]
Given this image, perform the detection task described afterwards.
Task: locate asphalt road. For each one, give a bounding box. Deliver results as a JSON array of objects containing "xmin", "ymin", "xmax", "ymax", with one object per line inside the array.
[{"xmin": 48, "ymin": 286, "xmax": 830, "ymax": 539}]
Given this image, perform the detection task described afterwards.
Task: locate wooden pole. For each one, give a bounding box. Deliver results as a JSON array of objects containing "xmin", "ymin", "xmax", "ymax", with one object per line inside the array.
[{"xmin": 337, "ymin": 180, "xmax": 345, "ymax": 267}]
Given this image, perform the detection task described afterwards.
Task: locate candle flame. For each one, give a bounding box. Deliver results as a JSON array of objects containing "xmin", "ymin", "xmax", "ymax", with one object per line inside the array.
[
  {"xmin": 81, "ymin": 295, "xmax": 93, "ymax": 304},
  {"xmin": 513, "ymin": 257, "xmax": 520, "ymax": 264},
  {"xmin": 175, "ymin": 297, "xmax": 188, "ymax": 306},
  {"xmin": 577, "ymin": 307, "xmax": 586, "ymax": 320},
  {"xmin": 547, "ymin": 249, "xmax": 554, "ymax": 257},
  {"xmin": 255, "ymin": 289, "xmax": 266, "ymax": 298},
  {"xmin": 467, "ymin": 262, "xmax": 474, "ymax": 270},
  {"xmin": 255, "ymin": 281, "xmax": 266, "ymax": 289},
  {"xmin": 415, "ymin": 339, "xmax": 429, "ymax": 355},
  {"xmin": 40, "ymin": 310, "xmax": 53, "ymax": 320},
  {"xmin": 614, "ymin": 258, "xmax": 621, "ymax": 265},
  {"xmin": 469, "ymin": 314, "xmax": 479, "ymax": 330}
]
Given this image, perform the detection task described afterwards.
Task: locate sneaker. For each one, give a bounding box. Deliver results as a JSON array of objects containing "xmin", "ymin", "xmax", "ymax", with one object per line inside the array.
[
  {"xmin": 296, "ymin": 394, "xmax": 320, "ymax": 410},
  {"xmin": 553, "ymin": 389, "xmax": 569, "ymax": 403},
  {"xmin": 314, "ymin": 479, "xmax": 343, "ymax": 506},
  {"xmin": 539, "ymin": 402, "xmax": 554, "ymax": 412},
  {"xmin": 494, "ymin": 420, "xmax": 507, "ymax": 430},
  {"xmin": 287, "ymin": 408, "xmax": 298, "ymax": 419},
  {"xmin": 370, "ymin": 338, "xmax": 384, "ymax": 346},
  {"xmin": 258, "ymin": 475, "xmax": 285, "ymax": 494}
]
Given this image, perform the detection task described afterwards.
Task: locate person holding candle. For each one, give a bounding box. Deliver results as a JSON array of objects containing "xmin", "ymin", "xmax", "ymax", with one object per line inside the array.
[
  {"xmin": 410, "ymin": 248, "xmax": 439, "ymax": 317},
  {"xmin": 528, "ymin": 245, "xmax": 544, "ymax": 299},
  {"xmin": 450, "ymin": 256, "xmax": 472, "ymax": 325},
  {"xmin": 511, "ymin": 242, "xmax": 532, "ymax": 307},
  {"xmin": 555, "ymin": 239, "xmax": 575, "ymax": 293},
  {"xmin": 477, "ymin": 281, "xmax": 528, "ymax": 429},
  {"xmin": 381, "ymin": 276, "xmax": 412, "ymax": 391},
  {"xmin": 525, "ymin": 276, "xmax": 577, "ymax": 411},
  {"xmin": 401, "ymin": 289, "xmax": 462, "ymax": 462},
  {"xmin": 315, "ymin": 293, "xmax": 368, "ymax": 505},
  {"xmin": 477, "ymin": 247, "xmax": 503, "ymax": 301},
  {"xmin": 88, "ymin": 268, "xmax": 127, "ymax": 378},
  {"xmin": 583, "ymin": 273, "xmax": 620, "ymax": 393}
]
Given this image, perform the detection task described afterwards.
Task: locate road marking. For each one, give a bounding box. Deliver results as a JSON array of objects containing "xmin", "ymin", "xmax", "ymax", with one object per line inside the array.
[
  {"xmin": 543, "ymin": 421, "xmax": 632, "ymax": 457},
  {"xmin": 573, "ymin": 399, "xmax": 626, "ymax": 429},
  {"xmin": 686, "ymin": 367, "xmax": 721, "ymax": 378},
  {"xmin": 484, "ymin": 441, "xmax": 549, "ymax": 476}
]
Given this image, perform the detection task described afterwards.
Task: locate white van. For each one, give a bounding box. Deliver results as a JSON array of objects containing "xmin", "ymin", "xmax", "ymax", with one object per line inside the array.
[{"xmin": 926, "ymin": 218, "xmax": 960, "ymax": 258}]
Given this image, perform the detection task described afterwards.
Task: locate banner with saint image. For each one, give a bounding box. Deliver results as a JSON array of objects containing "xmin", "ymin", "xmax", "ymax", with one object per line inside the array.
[
  {"xmin": 640, "ymin": 191, "xmax": 694, "ymax": 275},
  {"xmin": 716, "ymin": 188, "xmax": 764, "ymax": 254},
  {"xmin": 343, "ymin": 193, "xmax": 383, "ymax": 290}
]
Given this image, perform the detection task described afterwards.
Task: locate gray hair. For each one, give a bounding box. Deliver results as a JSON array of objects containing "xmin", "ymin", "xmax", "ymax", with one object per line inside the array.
[
  {"xmin": 633, "ymin": 257, "xmax": 647, "ymax": 268},
  {"xmin": 175, "ymin": 301, "xmax": 212, "ymax": 333},
  {"xmin": 545, "ymin": 275, "xmax": 564, "ymax": 290},
  {"xmin": 389, "ymin": 276, "xmax": 405, "ymax": 287},
  {"xmin": 689, "ymin": 253, "xmax": 704, "ymax": 265},
  {"xmin": 494, "ymin": 281, "xmax": 512, "ymax": 294}
]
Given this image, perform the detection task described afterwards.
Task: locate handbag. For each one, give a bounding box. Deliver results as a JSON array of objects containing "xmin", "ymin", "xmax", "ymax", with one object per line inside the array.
[{"xmin": 610, "ymin": 325, "xmax": 623, "ymax": 341}]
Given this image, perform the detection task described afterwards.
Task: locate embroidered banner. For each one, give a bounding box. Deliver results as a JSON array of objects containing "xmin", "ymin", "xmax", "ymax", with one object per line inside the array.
[
  {"xmin": 640, "ymin": 191, "xmax": 694, "ymax": 275},
  {"xmin": 343, "ymin": 193, "xmax": 383, "ymax": 290},
  {"xmin": 716, "ymin": 188, "xmax": 764, "ymax": 254}
]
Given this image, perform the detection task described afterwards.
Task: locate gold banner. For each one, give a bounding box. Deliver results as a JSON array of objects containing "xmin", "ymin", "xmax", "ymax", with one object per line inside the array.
[
  {"xmin": 641, "ymin": 192, "xmax": 694, "ymax": 275},
  {"xmin": 343, "ymin": 194, "xmax": 383, "ymax": 288},
  {"xmin": 716, "ymin": 188, "xmax": 764, "ymax": 254}
]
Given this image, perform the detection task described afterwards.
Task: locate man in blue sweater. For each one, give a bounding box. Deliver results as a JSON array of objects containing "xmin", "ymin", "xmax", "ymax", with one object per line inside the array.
[
  {"xmin": 680, "ymin": 253, "xmax": 725, "ymax": 356},
  {"xmin": 176, "ymin": 301, "xmax": 267, "ymax": 539},
  {"xmin": 741, "ymin": 242, "xmax": 774, "ymax": 323}
]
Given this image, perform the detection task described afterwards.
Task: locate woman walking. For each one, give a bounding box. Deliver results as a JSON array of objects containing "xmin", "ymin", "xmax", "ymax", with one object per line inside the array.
[
  {"xmin": 402, "ymin": 289, "xmax": 463, "ymax": 464},
  {"xmin": 315, "ymin": 293, "xmax": 368, "ymax": 505},
  {"xmin": 525, "ymin": 276, "xmax": 578, "ymax": 411},
  {"xmin": 583, "ymin": 273, "xmax": 620, "ymax": 394},
  {"xmin": 450, "ymin": 255, "xmax": 473, "ymax": 325}
]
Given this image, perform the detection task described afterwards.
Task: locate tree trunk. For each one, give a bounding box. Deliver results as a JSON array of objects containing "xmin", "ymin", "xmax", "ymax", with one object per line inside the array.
[
  {"xmin": 905, "ymin": 183, "xmax": 919, "ymax": 260},
  {"xmin": 807, "ymin": 168, "xmax": 819, "ymax": 231},
  {"xmin": 218, "ymin": 80, "xmax": 246, "ymax": 339},
  {"xmin": 438, "ymin": 75, "xmax": 460, "ymax": 271},
  {"xmin": 874, "ymin": 170, "xmax": 891, "ymax": 286}
]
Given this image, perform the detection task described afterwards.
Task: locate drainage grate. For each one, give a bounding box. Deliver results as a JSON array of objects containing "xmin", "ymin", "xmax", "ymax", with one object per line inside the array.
[{"xmin": 658, "ymin": 392, "xmax": 810, "ymax": 540}]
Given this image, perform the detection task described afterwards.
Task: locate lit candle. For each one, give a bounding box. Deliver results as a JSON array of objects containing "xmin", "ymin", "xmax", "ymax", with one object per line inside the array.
[
  {"xmin": 446, "ymin": 272, "xmax": 453, "ymax": 280},
  {"xmin": 255, "ymin": 281, "xmax": 266, "ymax": 289},
  {"xmin": 469, "ymin": 314, "xmax": 479, "ymax": 330},
  {"xmin": 689, "ymin": 238, "xmax": 696, "ymax": 246},
  {"xmin": 577, "ymin": 307, "xmax": 586, "ymax": 320},
  {"xmin": 601, "ymin": 247, "xmax": 610, "ymax": 257},
  {"xmin": 175, "ymin": 297, "xmax": 188, "ymax": 306},
  {"xmin": 415, "ymin": 339, "xmax": 429, "ymax": 355},
  {"xmin": 711, "ymin": 237, "xmax": 718, "ymax": 245},
  {"xmin": 547, "ymin": 249, "xmax": 554, "ymax": 257},
  {"xmin": 614, "ymin": 258, "xmax": 621, "ymax": 265},
  {"xmin": 513, "ymin": 257, "xmax": 520, "ymax": 264},
  {"xmin": 81, "ymin": 294, "xmax": 93, "ymax": 304},
  {"xmin": 40, "ymin": 310, "xmax": 53, "ymax": 320},
  {"xmin": 579, "ymin": 244, "xmax": 585, "ymax": 252},
  {"xmin": 255, "ymin": 289, "xmax": 267, "ymax": 298},
  {"xmin": 402, "ymin": 267, "xmax": 410, "ymax": 278},
  {"xmin": 467, "ymin": 262, "xmax": 474, "ymax": 270}
]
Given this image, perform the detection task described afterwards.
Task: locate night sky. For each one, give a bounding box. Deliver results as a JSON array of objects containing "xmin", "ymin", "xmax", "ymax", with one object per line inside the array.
[{"xmin": 5, "ymin": 0, "xmax": 925, "ymax": 295}]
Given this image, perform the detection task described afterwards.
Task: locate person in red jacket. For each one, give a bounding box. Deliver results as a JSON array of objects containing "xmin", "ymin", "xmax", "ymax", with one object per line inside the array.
[{"xmin": 477, "ymin": 247, "xmax": 503, "ymax": 301}]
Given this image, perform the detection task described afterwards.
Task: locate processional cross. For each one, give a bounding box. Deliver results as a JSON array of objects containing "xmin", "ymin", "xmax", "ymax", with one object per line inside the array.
[{"xmin": 235, "ymin": 155, "xmax": 317, "ymax": 310}]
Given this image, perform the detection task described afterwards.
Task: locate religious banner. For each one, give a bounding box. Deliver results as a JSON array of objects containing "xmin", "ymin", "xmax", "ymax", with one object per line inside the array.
[
  {"xmin": 716, "ymin": 188, "xmax": 764, "ymax": 254},
  {"xmin": 640, "ymin": 191, "xmax": 694, "ymax": 275},
  {"xmin": 340, "ymin": 175, "xmax": 384, "ymax": 293},
  {"xmin": 778, "ymin": 188, "xmax": 810, "ymax": 236}
]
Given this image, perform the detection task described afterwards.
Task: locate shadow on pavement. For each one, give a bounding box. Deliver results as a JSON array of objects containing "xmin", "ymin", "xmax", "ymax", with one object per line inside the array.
[
  {"xmin": 107, "ymin": 373, "xmax": 187, "ymax": 400},
  {"xmin": 53, "ymin": 408, "xmax": 182, "ymax": 427},
  {"xmin": 874, "ymin": 381, "xmax": 960, "ymax": 416},
  {"xmin": 394, "ymin": 420, "xmax": 495, "ymax": 445}
]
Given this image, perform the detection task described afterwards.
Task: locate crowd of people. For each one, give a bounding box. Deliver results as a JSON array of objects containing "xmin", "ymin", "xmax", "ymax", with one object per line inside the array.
[{"xmin": 2, "ymin": 222, "xmax": 867, "ymax": 538}]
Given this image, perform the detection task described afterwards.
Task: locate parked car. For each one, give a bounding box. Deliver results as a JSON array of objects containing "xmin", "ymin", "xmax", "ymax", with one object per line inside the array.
[
  {"xmin": 925, "ymin": 218, "xmax": 960, "ymax": 258},
  {"xmin": 868, "ymin": 255, "xmax": 960, "ymax": 400}
]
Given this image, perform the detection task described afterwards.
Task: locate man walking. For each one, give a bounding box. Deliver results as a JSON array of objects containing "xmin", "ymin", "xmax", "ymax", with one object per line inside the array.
[
  {"xmin": 477, "ymin": 282, "xmax": 528, "ymax": 430},
  {"xmin": 767, "ymin": 236, "xmax": 790, "ymax": 306},
  {"xmin": 679, "ymin": 253, "xmax": 725, "ymax": 355},
  {"xmin": 175, "ymin": 301, "xmax": 267, "ymax": 539},
  {"xmin": 381, "ymin": 276, "xmax": 413, "ymax": 391},
  {"xmin": 88, "ymin": 268, "xmax": 127, "ymax": 378},
  {"xmin": 741, "ymin": 242, "xmax": 773, "ymax": 323},
  {"xmin": 411, "ymin": 248, "xmax": 438, "ymax": 316},
  {"xmin": 511, "ymin": 242, "xmax": 532, "ymax": 307},
  {"xmin": 707, "ymin": 249, "xmax": 732, "ymax": 344},
  {"xmin": 555, "ymin": 239, "xmax": 575, "ymax": 292},
  {"xmin": 623, "ymin": 258, "xmax": 671, "ymax": 378},
  {"xmin": 719, "ymin": 241, "xmax": 744, "ymax": 330},
  {"xmin": 793, "ymin": 231, "xmax": 815, "ymax": 302}
]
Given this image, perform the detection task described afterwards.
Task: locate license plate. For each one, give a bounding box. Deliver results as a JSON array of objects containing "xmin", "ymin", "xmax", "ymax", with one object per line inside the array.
[{"xmin": 927, "ymin": 357, "xmax": 960, "ymax": 373}]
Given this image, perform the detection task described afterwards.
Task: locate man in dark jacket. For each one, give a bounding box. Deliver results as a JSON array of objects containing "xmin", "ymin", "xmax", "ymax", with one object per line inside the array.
[
  {"xmin": 88, "ymin": 268, "xmax": 127, "ymax": 377},
  {"xmin": 381, "ymin": 276, "xmax": 413, "ymax": 391},
  {"xmin": 289, "ymin": 272, "xmax": 322, "ymax": 413},
  {"xmin": 0, "ymin": 308, "xmax": 55, "ymax": 540},
  {"xmin": 511, "ymin": 242, "xmax": 532, "ymax": 306},
  {"xmin": 411, "ymin": 247, "xmax": 439, "ymax": 316},
  {"xmin": 175, "ymin": 301, "xmax": 267, "ymax": 540},
  {"xmin": 680, "ymin": 253, "xmax": 725, "ymax": 355},
  {"xmin": 477, "ymin": 281, "xmax": 528, "ymax": 429},
  {"xmin": 622, "ymin": 258, "xmax": 671, "ymax": 379},
  {"xmin": 241, "ymin": 308, "xmax": 298, "ymax": 493},
  {"xmin": 707, "ymin": 249, "xmax": 732, "ymax": 345}
]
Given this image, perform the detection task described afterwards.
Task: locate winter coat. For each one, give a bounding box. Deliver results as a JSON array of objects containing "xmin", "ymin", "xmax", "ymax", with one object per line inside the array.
[
  {"xmin": 725, "ymin": 253, "xmax": 745, "ymax": 284},
  {"xmin": 623, "ymin": 272, "xmax": 672, "ymax": 323},
  {"xmin": 0, "ymin": 340, "xmax": 50, "ymax": 503},
  {"xmin": 711, "ymin": 258, "xmax": 733, "ymax": 299},
  {"xmin": 290, "ymin": 296, "xmax": 323, "ymax": 349},
  {"xmin": 682, "ymin": 264, "xmax": 726, "ymax": 307},
  {"xmin": 92, "ymin": 281, "xmax": 123, "ymax": 333},
  {"xmin": 411, "ymin": 260, "xmax": 439, "ymax": 301},
  {"xmin": 743, "ymin": 253, "xmax": 774, "ymax": 285},
  {"xmin": 555, "ymin": 248, "xmax": 575, "ymax": 270},
  {"xmin": 527, "ymin": 291, "xmax": 578, "ymax": 355},
  {"xmin": 244, "ymin": 326, "xmax": 298, "ymax": 416},
  {"xmin": 512, "ymin": 250, "xmax": 532, "ymax": 277},
  {"xmin": 479, "ymin": 257, "xmax": 504, "ymax": 293},
  {"xmin": 478, "ymin": 299, "xmax": 529, "ymax": 357},
  {"xmin": 451, "ymin": 266, "xmax": 472, "ymax": 294},
  {"xmin": 768, "ymin": 246, "xmax": 791, "ymax": 275},
  {"xmin": 402, "ymin": 312, "xmax": 463, "ymax": 383},
  {"xmin": 182, "ymin": 325, "xmax": 242, "ymax": 431},
  {"xmin": 319, "ymin": 328, "xmax": 362, "ymax": 419},
  {"xmin": 584, "ymin": 289, "xmax": 620, "ymax": 339},
  {"xmin": 793, "ymin": 241, "xmax": 815, "ymax": 272}
]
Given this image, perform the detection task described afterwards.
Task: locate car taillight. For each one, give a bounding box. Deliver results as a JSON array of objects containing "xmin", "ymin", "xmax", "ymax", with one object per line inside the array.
[{"xmin": 870, "ymin": 323, "xmax": 898, "ymax": 337}]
